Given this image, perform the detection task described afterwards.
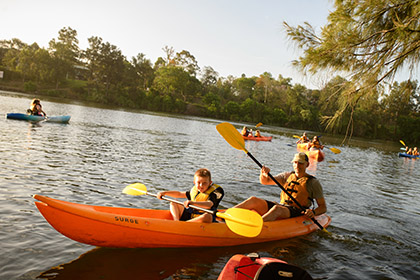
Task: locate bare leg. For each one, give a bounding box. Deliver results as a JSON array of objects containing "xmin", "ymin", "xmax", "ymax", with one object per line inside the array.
[
  {"xmin": 233, "ymin": 196, "xmax": 269, "ymax": 216},
  {"xmin": 262, "ymin": 205, "xmax": 290, "ymax": 221},
  {"xmin": 187, "ymin": 213, "xmax": 213, "ymax": 223},
  {"xmin": 169, "ymin": 202, "xmax": 184, "ymax": 221}
]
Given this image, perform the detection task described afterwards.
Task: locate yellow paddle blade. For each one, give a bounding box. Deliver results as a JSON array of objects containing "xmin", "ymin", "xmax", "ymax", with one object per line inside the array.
[
  {"xmin": 217, "ymin": 208, "xmax": 263, "ymax": 238},
  {"xmin": 293, "ymin": 135, "xmax": 301, "ymax": 139},
  {"xmin": 255, "ymin": 122, "xmax": 263, "ymax": 128},
  {"xmin": 328, "ymin": 147, "xmax": 341, "ymax": 154},
  {"xmin": 216, "ymin": 122, "xmax": 248, "ymax": 153},
  {"xmin": 400, "ymin": 140, "xmax": 406, "ymax": 146},
  {"xmin": 122, "ymin": 183, "xmax": 147, "ymax": 195}
]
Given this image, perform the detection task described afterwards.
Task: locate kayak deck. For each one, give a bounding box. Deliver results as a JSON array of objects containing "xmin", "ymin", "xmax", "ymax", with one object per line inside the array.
[
  {"xmin": 242, "ymin": 135, "xmax": 272, "ymax": 141},
  {"xmin": 34, "ymin": 195, "xmax": 331, "ymax": 248},
  {"xmin": 217, "ymin": 253, "xmax": 313, "ymax": 280},
  {"xmin": 6, "ymin": 113, "xmax": 71, "ymax": 123}
]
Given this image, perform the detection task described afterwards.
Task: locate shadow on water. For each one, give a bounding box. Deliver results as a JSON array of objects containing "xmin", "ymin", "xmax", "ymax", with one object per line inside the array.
[{"xmin": 33, "ymin": 236, "xmax": 329, "ymax": 280}]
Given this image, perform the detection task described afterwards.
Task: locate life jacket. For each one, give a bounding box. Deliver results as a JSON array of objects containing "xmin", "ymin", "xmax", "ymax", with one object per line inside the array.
[
  {"xmin": 280, "ymin": 172, "xmax": 314, "ymax": 209},
  {"xmin": 300, "ymin": 136, "xmax": 309, "ymax": 143},
  {"xmin": 189, "ymin": 183, "xmax": 221, "ymax": 218},
  {"xmin": 311, "ymin": 140, "xmax": 322, "ymax": 149}
]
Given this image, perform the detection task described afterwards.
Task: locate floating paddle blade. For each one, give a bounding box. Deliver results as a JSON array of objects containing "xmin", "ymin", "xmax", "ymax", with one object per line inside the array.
[
  {"xmin": 122, "ymin": 183, "xmax": 147, "ymax": 195},
  {"xmin": 328, "ymin": 147, "xmax": 341, "ymax": 154},
  {"xmin": 400, "ymin": 140, "xmax": 406, "ymax": 146},
  {"xmin": 216, "ymin": 122, "xmax": 247, "ymax": 153},
  {"xmin": 217, "ymin": 208, "xmax": 263, "ymax": 237},
  {"xmin": 255, "ymin": 122, "xmax": 263, "ymax": 128}
]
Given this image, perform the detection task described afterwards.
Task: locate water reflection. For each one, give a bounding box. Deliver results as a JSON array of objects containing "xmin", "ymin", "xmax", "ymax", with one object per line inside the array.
[{"xmin": 36, "ymin": 238, "xmax": 320, "ymax": 280}]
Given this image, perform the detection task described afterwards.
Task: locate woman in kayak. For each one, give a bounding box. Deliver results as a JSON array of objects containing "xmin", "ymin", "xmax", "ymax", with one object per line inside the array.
[
  {"xmin": 233, "ymin": 152, "xmax": 327, "ymax": 222},
  {"xmin": 241, "ymin": 126, "xmax": 250, "ymax": 136},
  {"xmin": 157, "ymin": 168, "xmax": 224, "ymax": 223},
  {"xmin": 296, "ymin": 132, "xmax": 310, "ymax": 144},
  {"xmin": 28, "ymin": 98, "xmax": 46, "ymax": 116},
  {"xmin": 308, "ymin": 136, "xmax": 324, "ymax": 150}
]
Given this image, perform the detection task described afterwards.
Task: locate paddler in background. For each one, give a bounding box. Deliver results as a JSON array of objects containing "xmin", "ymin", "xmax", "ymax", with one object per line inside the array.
[
  {"xmin": 27, "ymin": 98, "xmax": 47, "ymax": 116},
  {"xmin": 413, "ymin": 147, "xmax": 419, "ymax": 156},
  {"xmin": 157, "ymin": 168, "xmax": 224, "ymax": 223},
  {"xmin": 241, "ymin": 126, "xmax": 250, "ymax": 136},
  {"xmin": 255, "ymin": 130, "xmax": 262, "ymax": 137},
  {"xmin": 233, "ymin": 152, "xmax": 327, "ymax": 222},
  {"xmin": 296, "ymin": 132, "xmax": 310, "ymax": 144},
  {"xmin": 308, "ymin": 135, "xmax": 324, "ymax": 151}
]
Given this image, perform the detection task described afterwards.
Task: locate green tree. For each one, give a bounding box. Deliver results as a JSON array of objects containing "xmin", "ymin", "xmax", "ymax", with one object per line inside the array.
[
  {"xmin": 152, "ymin": 65, "xmax": 200, "ymax": 102},
  {"xmin": 284, "ymin": 0, "xmax": 420, "ymax": 134},
  {"xmin": 84, "ymin": 36, "xmax": 126, "ymax": 99},
  {"xmin": 49, "ymin": 27, "xmax": 81, "ymax": 88},
  {"xmin": 131, "ymin": 53, "xmax": 154, "ymax": 90}
]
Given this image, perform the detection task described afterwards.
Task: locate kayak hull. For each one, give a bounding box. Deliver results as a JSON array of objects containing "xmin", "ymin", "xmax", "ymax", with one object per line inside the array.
[
  {"xmin": 242, "ymin": 135, "xmax": 272, "ymax": 141},
  {"xmin": 34, "ymin": 195, "xmax": 331, "ymax": 248},
  {"xmin": 398, "ymin": 152, "xmax": 419, "ymax": 159},
  {"xmin": 217, "ymin": 254, "xmax": 313, "ymax": 280},
  {"xmin": 297, "ymin": 144, "xmax": 325, "ymax": 162},
  {"xmin": 6, "ymin": 113, "xmax": 71, "ymax": 123}
]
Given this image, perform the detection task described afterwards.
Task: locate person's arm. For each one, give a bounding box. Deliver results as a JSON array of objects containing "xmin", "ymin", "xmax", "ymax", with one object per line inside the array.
[
  {"xmin": 186, "ymin": 187, "xmax": 224, "ymax": 210},
  {"xmin": 157, "ymin": 191, "xmax": 187, "ymax": 200},
  {"xmin": 303, "ymin": 197, "xmax": 327, "ymax": 218},
  {"xmin": 259, "ymin": 167, "xmax": 289, "ymax": 186}
]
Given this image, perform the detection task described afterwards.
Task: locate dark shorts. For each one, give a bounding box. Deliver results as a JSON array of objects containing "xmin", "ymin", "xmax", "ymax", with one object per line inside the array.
[
  {"xmin": 180, "ymin": 208, "xmax": 217, "ymax": 222},
  {"xmin": 265, "ymin": 200, "xmax": 304, "ymax": 218}
]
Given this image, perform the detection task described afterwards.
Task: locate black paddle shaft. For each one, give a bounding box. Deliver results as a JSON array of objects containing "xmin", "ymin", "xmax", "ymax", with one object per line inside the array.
[{"xmin": 246, "ymin": 152, "xmax": 326, "ymax": 231}]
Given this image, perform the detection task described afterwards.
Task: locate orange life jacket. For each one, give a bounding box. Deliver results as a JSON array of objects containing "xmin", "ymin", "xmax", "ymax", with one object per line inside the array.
[
  {"xmin": 280, "ymin": 173, "xmax": 314, "ymax": 208},
  {"xmin": 311, "ymin": 140, "xmax": 322, "ymax": 149}
]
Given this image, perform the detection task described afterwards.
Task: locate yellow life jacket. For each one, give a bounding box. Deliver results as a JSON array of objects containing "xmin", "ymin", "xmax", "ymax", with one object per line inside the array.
[
  {"xmin": 280, "ymin": 173, "xmax": 314, "ymax": 209},
  {"xmin": 189, "ymin": 183, "xmax": 221, "ymax": 218}
]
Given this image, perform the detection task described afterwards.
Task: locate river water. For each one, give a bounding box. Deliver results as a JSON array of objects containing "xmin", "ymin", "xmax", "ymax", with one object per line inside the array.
[{"xmin": 1, "ymin": 90, "xmax": 419, "ymax": 280}]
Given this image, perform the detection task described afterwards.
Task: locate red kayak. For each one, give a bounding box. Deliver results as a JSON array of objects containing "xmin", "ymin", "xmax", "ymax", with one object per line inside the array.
[
  {"xmin": 218, "ymin": 253, "xmax": 313, "ymax": 280},
  {"xmin": 242, "ymin": 135, "xmax": 272, "ymax": 141}
]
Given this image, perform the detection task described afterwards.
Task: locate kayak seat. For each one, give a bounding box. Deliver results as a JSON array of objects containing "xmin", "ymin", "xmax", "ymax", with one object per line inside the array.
[{"xmin": 254, "ymin": 262, "xmax": 313, "ymax": 280}]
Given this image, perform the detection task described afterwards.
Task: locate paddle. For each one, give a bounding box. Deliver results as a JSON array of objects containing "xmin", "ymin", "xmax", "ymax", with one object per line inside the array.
[
  {"xmin": 122, "ymin": 183, "xmax": 263, "ymax": 238},
  {"xmin": 255, "ymin": 122, "xmax": 263, "ymax": 128},
  {"xmin": 400, "ymin": 140, "xmax": 407, "ymax": 147},
  {"xmin": 293, "ymin": 135, "xmax": 341, "ymax": 154},
  {"xmin": 216, "ymin": 122, "xmax": 330, "ymax": 233}
]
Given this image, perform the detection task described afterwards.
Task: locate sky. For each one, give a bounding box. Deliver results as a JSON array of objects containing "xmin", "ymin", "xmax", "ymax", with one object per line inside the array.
[{"xmin": 1, "ymin": 0, "xmax": 334, "ymax": 89}]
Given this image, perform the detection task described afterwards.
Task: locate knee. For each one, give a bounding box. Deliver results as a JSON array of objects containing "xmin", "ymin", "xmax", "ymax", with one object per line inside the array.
[
  {"xmin": 246, "ymin": 196, "xmax": 260, "ymax": 203},
  {"xmin": 201, "ymin": 213, "xmax": 213, "ymax": 223}
]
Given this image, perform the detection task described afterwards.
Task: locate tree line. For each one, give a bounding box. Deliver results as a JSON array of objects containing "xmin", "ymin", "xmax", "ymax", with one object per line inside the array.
[{"xmin": 0, "ymin": 25, "xmax": 419, "ymax": 144}]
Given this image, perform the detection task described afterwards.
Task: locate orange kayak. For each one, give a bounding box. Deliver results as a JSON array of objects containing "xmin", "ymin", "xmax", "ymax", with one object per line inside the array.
[
  {"xmin": 242, "ymin": 135, "xmax": 272, "ymax": 141},
  {"xmin": 33, "ymin": 195, "xmax": 331, "ymax": 248},
  {"xmin": 217, "ymin": 253, "xmax": 313, "ymax": 280},
  {"xmin": 297, "ymin": 144, "xmax": 325, "ymax": 162}
]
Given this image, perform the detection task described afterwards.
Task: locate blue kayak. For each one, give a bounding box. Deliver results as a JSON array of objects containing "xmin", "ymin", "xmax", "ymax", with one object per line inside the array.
[
  {"xmin": 6, "ymin": 113, "xmax": 71, "ymax": 123},
  {"xmin": 398, "ymin": 152, "xmax": 419, "ymax": 159}
]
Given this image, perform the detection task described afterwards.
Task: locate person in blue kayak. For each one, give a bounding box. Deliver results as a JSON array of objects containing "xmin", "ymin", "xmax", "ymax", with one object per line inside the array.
[
  {"xmin": 27, "ymin": 98, "xmax": 46, "ymax": 116},
  {"xmin": 157, "ymin": 168, "xmax": 224, "ymax": 223},
  {"xmin": 233, "ymin": 152, "xmax": 327, "ymax": 222}
]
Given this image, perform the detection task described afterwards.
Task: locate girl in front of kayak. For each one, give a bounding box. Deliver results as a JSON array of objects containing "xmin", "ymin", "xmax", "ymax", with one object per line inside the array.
[
  {"xmin": 28, "ymin": 98, "xmax": 47, "ymax": 116},
  {"xmin": 157, "ymin": 168, "xmax": 224, "ymax": 223}
]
